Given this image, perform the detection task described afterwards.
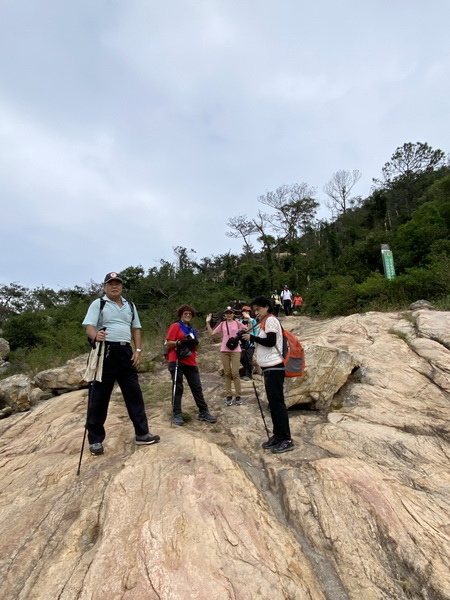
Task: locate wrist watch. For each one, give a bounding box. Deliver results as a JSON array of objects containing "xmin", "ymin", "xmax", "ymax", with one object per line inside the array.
[{"xmin": 136, "ymin": 349, "xmax": 142, "ymax": 352}]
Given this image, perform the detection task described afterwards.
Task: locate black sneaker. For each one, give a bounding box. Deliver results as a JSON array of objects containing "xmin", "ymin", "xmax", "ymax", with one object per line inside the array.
[
  {"xmin": 90, "ymin": 442, "xmax": 104, "ymax": 456},
  {"xmin": 262, "ymin": 435, "xmax": 279, "ymax": 450},
  {"xmin": 235, "ymin": 397, "xmax": 243, "ymax": 405},
  {"xmin": 225, "ymin": 397, "xmax": 233, "ymax": 406},
  {"xmin": 197, "ymin": 412, "xmax": 217, "ymax": 423},
  {"xmin": 172, "ymin": 415, "xmax": 184, "ymax": 426},
  {"xmin": 271, "ymin": 439, "xmax": 294, "ymax": 454},
  {"xmin": 136, "ymin": 433, "xmax": 160, "ymax": 445}
]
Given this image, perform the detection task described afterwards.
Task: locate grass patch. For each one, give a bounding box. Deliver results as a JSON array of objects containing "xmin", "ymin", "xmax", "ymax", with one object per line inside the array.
[
  {"xmin": 330, "ymin": 402, "xmax": 344, "ymax": 410},
  {"xmin": 432, "ymin": 294, "xmax": 450, "ymax": 310},
  {"xmin": 141, "ymin": 381, "xmax": 172, "ymax": 405},
  {"xmin": 137, "ymin": 358, "xmax": 156, "ymax": 373},
  {"xmin": 400, "ymin": 311, "xmax": 417, "ymax": 324},
  {"xmin": 388, "ymin": 329, "xmax": 409, "ymax": 343},
  {"xmin": 1, "ymin": 346, "xmax": 81, "ymax": 378}
]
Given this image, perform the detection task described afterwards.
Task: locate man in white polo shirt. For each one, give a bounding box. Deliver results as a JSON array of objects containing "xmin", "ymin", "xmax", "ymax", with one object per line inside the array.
[
  {"xmin": 280, "ymin": 285, "xmax": 292, "ymax": 316},
  {"xmin": 82, "ymin": 272, "xmax": 160, "ymax": 455}
]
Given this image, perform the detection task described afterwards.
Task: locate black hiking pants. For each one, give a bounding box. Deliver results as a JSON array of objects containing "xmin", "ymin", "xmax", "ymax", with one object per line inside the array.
[
  {"xmin": 262, "ymin": 364, "xmax": 291, "ymax": 441},
  {"xmin": 87, "ymin": 344, "xmax": 149, "ymax": 444},
  {"xmin": 168, "ymin": 361, "xmax": 208, "ymax": 415},
  {"xmin": 240, "ymin": 345, "xmax": 255, "ymax": 378}
]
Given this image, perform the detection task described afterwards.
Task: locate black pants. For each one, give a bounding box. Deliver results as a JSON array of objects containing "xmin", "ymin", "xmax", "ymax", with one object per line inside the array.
[
  {"xmin": 283, "ymin": 300, "xmax": 292, "ymax": 316},
  {"xmin": 240, "ymin": 345, "xmax": 255, "ymax": 378},
  {"xmin": 168, "ymin": 361, "xmax": 208, "ymax": 415},
  {"xmin": 87, "ymin": 345, "xmax": 149, "ymax": 444},
  {"xmin": 262, "ymin": 365, "xmax": 291, "ymax": 441}
]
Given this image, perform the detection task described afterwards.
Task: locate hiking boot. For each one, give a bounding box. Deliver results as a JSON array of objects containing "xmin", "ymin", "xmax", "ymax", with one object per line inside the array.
[
  {"xmin": 235, "ymin": 397, "xmax": 243, "ymax": 405},
  {"xmin": 262, "ymin": 435, "xmax": 279, "ymax": 450},
  {"xmin": 172, "ymin": 415, "xmax": 184, "ymax": 426},
  {"xmin": 197, "ymin": 412, "xmax": 217, "ymax": 423},
  {"xmin": 225, "ymin": 396, "xmax": 233, "ymax": 406},
  {"xmin": 136, "ymin": 433, "xmax": 160, "ymax": 445},
  {"xmin": 89, "ymin": 442, "xmax": 104, "ymax": 456},
  {"xmin": 271, "ymin": 439, "xmax": 294, "ymax": 454}
]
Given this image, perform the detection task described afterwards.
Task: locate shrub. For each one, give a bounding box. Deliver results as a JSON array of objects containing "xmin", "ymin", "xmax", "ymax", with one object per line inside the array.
[{"xmin": 3, "ymin": 312, "xmax": 47, "ymax": 350}]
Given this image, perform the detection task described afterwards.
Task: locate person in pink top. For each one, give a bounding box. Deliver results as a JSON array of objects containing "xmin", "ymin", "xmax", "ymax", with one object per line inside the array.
[{"xmin": 206, "ymin": 306, "xmax": 247, "ymax": 405}]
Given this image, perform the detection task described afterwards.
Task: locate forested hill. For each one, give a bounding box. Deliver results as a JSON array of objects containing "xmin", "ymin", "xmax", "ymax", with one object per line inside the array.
[{"xmin": 1, "ymin": 142, "xmax": 450, "ymax": 373}]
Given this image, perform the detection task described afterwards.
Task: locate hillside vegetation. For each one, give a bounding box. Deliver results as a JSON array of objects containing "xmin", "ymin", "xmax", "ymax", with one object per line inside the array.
[{"xmin": 1, "ymin": 142, "xmax": 449, "ymax": 375}]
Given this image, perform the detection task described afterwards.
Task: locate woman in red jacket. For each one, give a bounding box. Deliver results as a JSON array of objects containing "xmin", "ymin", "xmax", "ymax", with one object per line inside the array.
[{"xmin": 166, "ymin": 304, "xmax": 217, "ymax": 426}]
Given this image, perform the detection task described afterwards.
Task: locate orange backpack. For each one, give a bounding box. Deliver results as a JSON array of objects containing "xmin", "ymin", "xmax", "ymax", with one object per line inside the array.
[{"xmin": 260, "ymin": 318, "xmax": 305, "ymax": 377}]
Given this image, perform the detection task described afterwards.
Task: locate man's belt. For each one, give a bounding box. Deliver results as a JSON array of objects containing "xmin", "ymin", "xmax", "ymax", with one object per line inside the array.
[{"xmin": 105, "ymin": 341, "xmax": 131, "ymax": 346}]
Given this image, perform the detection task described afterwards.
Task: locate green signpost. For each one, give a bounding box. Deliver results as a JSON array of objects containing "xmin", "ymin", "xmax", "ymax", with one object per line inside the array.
[{"xmin": 381, "ymin": 244, "xmax": 396, "ymax": 279}]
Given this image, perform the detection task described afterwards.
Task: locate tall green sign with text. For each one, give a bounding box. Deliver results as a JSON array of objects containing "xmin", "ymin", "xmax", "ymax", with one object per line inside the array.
[{"xmin": 381, "ymin": 244, "xmax": 396, "ymax": 279}]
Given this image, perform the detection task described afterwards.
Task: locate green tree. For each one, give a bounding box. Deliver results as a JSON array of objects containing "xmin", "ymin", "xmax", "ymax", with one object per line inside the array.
[
  {"xmin": 393, "ymin": 175, "xmax": 450, "ymax": 270},
  {"xmin": 381, "ymin": 142, "xmax": 446, "ymax": 182},
  {"xmin": 3, "ymin": 312, "xmax": 47, "ymax": 349},
  {"xmin": 375, "ymin": 142, "xmax": 448, "ymax": 221},
  {"xmin": 257, "ymin": 183, "xmax": 319, "ymax": 242},
  {"xmin": 0, "ymin": 282, "xmax": 30, "ymax": 320}
]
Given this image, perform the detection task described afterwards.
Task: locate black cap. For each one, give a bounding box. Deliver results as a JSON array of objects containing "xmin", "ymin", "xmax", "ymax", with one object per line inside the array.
[{"xmin": 104, "ymin": 272, "xmax": 123, "ymax": 283}]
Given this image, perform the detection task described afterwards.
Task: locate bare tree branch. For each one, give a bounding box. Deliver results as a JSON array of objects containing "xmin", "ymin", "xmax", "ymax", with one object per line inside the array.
[
  {"xmin": 323, "ymin": 169, "xmax": 362, "ymax": 216},
  {"xmin": 226, "ymin": 215, "xmax": 258, "ymax": 253},
  {"xmin": 257, "ymin": 183, "xmax": 318, "ymax": 241}
]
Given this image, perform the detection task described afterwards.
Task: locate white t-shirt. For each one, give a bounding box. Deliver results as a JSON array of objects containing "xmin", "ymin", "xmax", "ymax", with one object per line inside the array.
[{"xmin": 254, "ymin": 315, "xmax": 283, "ymax": 367}]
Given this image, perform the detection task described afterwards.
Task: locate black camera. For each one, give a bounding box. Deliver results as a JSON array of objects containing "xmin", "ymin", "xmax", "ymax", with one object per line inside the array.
[{"xmin": 226, "ymin": 329, "xmax": 245, "ymax": 350}]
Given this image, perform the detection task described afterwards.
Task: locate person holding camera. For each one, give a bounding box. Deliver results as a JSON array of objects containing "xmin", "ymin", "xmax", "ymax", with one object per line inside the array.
[
  {"xmin": 241, "ymin": 296, "xmax": 294, "ymax": 454},
  {"xmin": 206, "ymin": 307, "xmax": 247, "ymax": 405},
  {"xmin": 239, "ymin": 306, "xmax": 258, "ymax": 381},
  {"xmin": 166, "ymin": 304, "xmax": 217, "ymax": 426}
]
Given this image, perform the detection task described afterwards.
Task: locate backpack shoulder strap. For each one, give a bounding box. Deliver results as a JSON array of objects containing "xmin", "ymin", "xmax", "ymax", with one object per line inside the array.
[
  {"xmin": 259, "ymin": 316, "xmax": 268, "ymax": 330},
  {"xmin": 122, "ymin": 298, "xmax": 136, "ymax": 325},
  {"xmin": 97, "ymin": 298, "xmax": 106, "ymax": 327}
]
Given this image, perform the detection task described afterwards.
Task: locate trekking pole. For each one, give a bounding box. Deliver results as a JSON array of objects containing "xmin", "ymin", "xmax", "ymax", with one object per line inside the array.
[
  {"xmin": 252, "ymin": 379, "xmax": 271, "ymax": 440},
  {"xmin": 76, "ymin": 332, "xmax": 105, "ymax": 476},
  {"xmin": 76, "ymin": 384, "xmax": 92, "ymax": 476},
  {"xmin": 170, "ymin": 359, "xmax": 179, "ymax": 426}
]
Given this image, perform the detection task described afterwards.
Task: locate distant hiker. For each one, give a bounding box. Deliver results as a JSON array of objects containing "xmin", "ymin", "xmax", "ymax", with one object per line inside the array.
[
  {"xmin": 206, "ymin": 306, "xmax": 247, "ymax": 406},
  {"xmin": 239, "ymin": 305, "xmax": 259, "ymax": 381},
  {"xmin": 82, "ymin": 272, "xmax": 160, "ymax": 456},
  {"xmin": 166, "ymin": 304, "xmax": 217, "ymax": 426},
  {"xmin": 241, "ymin": 296, "xmax": 294, "ymax": 454},
  {"xmin": 280, "ymin": 285, "xmax": 292, "ymax": 316},
  {"xmin": 292, "ymin": 294, "xmax": 303, "ymax": 313},
  {"xmin": 271, "ymin": 291, "xmax": 281, "ymax": 316}
]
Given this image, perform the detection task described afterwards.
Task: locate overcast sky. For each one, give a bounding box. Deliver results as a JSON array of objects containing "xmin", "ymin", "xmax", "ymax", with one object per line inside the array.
[{"xmin": 1, "ymin": 0, "xmax": 449, "ymax": 290}]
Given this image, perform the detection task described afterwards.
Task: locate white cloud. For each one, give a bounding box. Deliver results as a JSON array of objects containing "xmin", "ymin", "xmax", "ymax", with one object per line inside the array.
[{"xmin": 0, "ymin": 0, "xmax": 449, "ymax": 288}]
